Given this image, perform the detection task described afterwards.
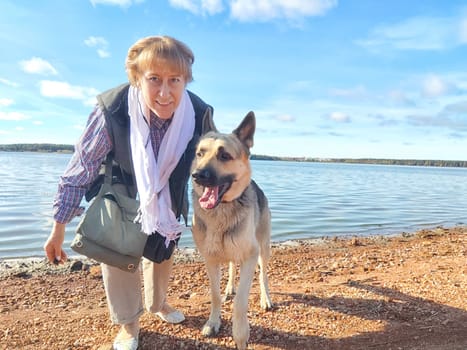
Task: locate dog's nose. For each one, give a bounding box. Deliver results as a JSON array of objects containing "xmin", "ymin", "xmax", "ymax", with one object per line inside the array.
[
  {"xmin": 192, "ymin": 169, "xmax": 212, "ymax": 181},
  {"xmin": 191, "ymin": 168, "xmax": 215, "ymax": 185}
]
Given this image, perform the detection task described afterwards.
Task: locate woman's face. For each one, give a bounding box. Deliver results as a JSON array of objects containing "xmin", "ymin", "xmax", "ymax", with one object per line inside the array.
[{"xmin": 138, "ymin": 61, "xmax": 187, "ymax": 120}]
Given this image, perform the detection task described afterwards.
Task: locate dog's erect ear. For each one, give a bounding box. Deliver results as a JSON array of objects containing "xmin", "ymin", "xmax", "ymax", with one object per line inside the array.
[
  {"xmin": 233, "ymin": 111, "xmax": 255, "ymax": 149},
  {"xmin": 201, "ymin": 107, "xmax": 217, "ymax": 135}
]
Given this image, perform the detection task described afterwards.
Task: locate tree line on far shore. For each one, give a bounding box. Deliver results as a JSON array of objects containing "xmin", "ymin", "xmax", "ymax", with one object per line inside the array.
[
  {"xmin": 249, "ymin": 155, "xmax": 467, "ymax": 168},
  {"xmin": 1, "ymin": 143, "xmax": 466, "ymax": 168},
  {"xmin": 0, "ymin": 143, "xmax": 74, "ymax": 153}
]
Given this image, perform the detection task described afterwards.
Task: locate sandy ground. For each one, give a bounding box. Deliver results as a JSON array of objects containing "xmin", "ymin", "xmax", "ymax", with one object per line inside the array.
[{"xmin": 0, "ymin": 226, "xmax": 466, "ymax": 350}]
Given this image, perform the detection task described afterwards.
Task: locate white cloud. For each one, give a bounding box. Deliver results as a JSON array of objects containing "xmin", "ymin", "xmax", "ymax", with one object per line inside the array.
[
  {"xmin": 168, "ymin": 0, "xmax": 336, "ymax": 21},
  {"xmin": 328, "ymin": 111, "xmax": 351, "ymax": 123},
  {"xmin": 276, "ymin": 114, "xmax": 295, "ymax": 122},
  {"xmin": 0, "ymin": 111, "xmax": 29, "ymax": 121},
  {"xmin": 406, "ymin": 111, "xmax": 467, "ymax": 131},
  {"xmin": 33, "ymin": 120, "xmax": 44, "ymax": 125},
  {"xmin": 169, "ymin": 0, "xmax": 223, "ymax": 15},
  {"xmin": 0, "ymin": 98, "xmax": 14, "ymax": 107},
  {"xmin": 170, "ymin": 0, "xmax": 197, "ymax": 13},
  {"xmin": 39, "ymin": 80, "xmax": 99, "ymax": 103},
  {"xmin": 84, "ymin": 96, "xmax": 98, "ymax": 107},
  {"xmin": 230, "ymin": 0, "xmax": 336, "ymax": 22},
  {"xmin": 388, "ymin": 90, "xmax": 414, "ymax": 106},
  {"xmin": 84, "ymin": 36, "xmax": 107, "ymax": 47},
  {"xmin": 442, "ymin": 101, "xmax": 467, "ymax": 114},
  {"xmin": 203, "ymin": 0, "xmax": 223, "ymax": 14},
  {"xmin": 0, "ymin": 78, "xmax": 20, "ymax": 88},
  {"xmin": 97, "ymin": 49, "xmax": 110, "ymax": 58},
  {"xmin": 357, "ymin": 15, "xmax": 466, "ymax": 52},
  {"xmin": 20, "ymin": 57, "xmax": 58, "ymax": 76},
  {"xmin": 84, "ymin": 36, "xmax": 110, "ymax": 58},
  {"xmin": 421, "ymin": 75, "xmax": 451, "ymax": 98},
  {"xmin": 90, "ymin": 0, "xmax": 143, "ymax": 7}
]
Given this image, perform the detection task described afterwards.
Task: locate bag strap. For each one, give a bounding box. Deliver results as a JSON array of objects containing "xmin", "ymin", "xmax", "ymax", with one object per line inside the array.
[
  {"xmin": 119, "ymin": 164, "xmax": 133, "ymax": 197},
  {"xmin": 102, "ymin": 100, "xmax": 116, "ymax": 187},
  {"xmin": 104, "ymin": 152, "xmax": 133, "ymax": 197},
  {"xmin": 104, "ymin": 153, "xmax": 113, "ymax": 185},
  {"xmin": 101, "ymin": 98, "xmax": 135, "ymax": 198}
]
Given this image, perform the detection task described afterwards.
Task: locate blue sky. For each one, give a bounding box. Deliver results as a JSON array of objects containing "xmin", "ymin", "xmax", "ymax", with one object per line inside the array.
[{"xmin": 1, "ymin": 0, "xmax": 467, "ymax": 160}]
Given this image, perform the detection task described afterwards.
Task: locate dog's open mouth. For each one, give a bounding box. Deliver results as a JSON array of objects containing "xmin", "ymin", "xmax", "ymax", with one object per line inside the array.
[{"xmin": 199, "ymin": 182, "xmax": 231, "ymax": 209}]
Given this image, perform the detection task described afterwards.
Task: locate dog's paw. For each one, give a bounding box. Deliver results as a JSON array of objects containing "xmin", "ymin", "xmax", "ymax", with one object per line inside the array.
[
  {"xmin": 224, "ymin": 284, "xmax": 236, "ymax": 296},
  {"xmin": 232, "ymin": 319, "xmax": 249, "ymax": 350},
  {"xmin": 234, "ymin": 340, "xmax": 248, "ymax": 350},
  {"xmin": 201, "ymin": 320, "xmax": 221, "ymax": 337},
  {"xmin": 260, "ymin": 297, "xmax": 274, "ymax": 311}
]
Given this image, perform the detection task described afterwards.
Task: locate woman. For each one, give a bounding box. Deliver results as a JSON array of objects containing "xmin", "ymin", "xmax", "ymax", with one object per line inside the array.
[{"xmin": 44, "ymin": 36, "xmax": 212, "ymax": 350}]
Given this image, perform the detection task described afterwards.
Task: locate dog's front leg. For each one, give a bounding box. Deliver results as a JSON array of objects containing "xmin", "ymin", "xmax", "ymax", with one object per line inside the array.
[
  {"xmin": 258, "ymin": 254, "xmax": 273, "ymax": 310},
  {"xmin": 232, "ymin": 255, "xmax": 257, "ymax": 350},
  {"xmin": 202, "ymin": 261, "xmax": 222, "ymax": 337},
  {"xmin": 223, "ymin": 261, "xmax": 236, "ymax": 300}
]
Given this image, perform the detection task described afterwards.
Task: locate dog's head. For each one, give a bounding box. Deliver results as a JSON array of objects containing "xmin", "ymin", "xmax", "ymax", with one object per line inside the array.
[{"xmin": 192, "ymin": 110, "xmax": 256, "ymax": 209}]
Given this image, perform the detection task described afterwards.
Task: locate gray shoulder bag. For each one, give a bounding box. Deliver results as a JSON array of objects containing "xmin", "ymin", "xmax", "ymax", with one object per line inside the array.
[{"xmin": 70, "ymin": 153, "xmax": 147, "ymax": 272}]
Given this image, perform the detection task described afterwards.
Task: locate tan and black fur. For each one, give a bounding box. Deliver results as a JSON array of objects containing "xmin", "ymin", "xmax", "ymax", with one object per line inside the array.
[{"xmin": 191, "ymin": 110, "xmax": 273, "ymax": 350}]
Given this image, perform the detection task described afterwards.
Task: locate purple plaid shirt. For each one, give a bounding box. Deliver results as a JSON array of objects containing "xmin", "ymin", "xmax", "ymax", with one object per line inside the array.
[{"xmin": 53, "ymin": 104, "xmax": 171, "ymax": 224}]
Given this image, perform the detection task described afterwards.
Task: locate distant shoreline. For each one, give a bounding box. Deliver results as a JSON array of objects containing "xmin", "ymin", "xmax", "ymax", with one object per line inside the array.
[
  {"xmin": 1, "ymin": 143, "xmax": 467, "ymax": 167},
  {"xmin": 0, "ymin": 143, "xmax": 74, "ymax": 154}
]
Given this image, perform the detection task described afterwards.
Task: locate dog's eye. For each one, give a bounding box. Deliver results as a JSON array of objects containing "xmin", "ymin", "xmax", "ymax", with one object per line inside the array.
[
  {"xmin": 219, "ymin": 152, "xmax": 233, "ymax": 162},
  {"xmin": 196, "ymin": 151, "xmax": 204, "ymax": 157}
]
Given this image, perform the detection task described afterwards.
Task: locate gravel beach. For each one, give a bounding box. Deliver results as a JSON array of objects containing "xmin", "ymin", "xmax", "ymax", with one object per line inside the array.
[{"xmin": 0, "ymin": 226, "xmax": 466, "ymax": 350}]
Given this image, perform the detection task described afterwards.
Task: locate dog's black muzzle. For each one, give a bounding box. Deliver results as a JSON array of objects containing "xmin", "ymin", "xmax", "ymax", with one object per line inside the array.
[
  {"xmin": 192, "ymin": 167, "xmax": 217, "ymax": 186},
  {"xmin": 192, "ymin": 167, "xmax": 235, "ymax": 187}
]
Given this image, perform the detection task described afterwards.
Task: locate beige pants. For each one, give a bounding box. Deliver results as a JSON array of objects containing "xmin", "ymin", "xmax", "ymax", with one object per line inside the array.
[{"xmin": 101, "ymin": 256, "xmax": 174, "ymax": 324}]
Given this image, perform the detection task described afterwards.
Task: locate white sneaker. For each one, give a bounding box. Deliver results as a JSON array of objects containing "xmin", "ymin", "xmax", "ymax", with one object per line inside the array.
[
  {"xmin": 155, "ymin": 309, "xmax": 185, "ymax": 324},
  {"xmin": 113, "ymin": 336, "xmax": 138, "ymax": 350}
]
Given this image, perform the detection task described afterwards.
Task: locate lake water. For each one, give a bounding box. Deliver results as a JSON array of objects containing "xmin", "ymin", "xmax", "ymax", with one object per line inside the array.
[{"xmin": 1, "ymin": 152, "xmax": 466, "ymax": 259}]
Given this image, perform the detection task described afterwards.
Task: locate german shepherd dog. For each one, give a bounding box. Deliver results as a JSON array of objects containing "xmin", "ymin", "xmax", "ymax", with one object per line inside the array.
[{"xmin": 191, "ymin": 110, "xmax": 273, "ymax": 350}]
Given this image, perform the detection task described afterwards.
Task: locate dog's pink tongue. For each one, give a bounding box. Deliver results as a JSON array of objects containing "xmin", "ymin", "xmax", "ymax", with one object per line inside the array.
[{"xmin": 199, "ymin": 186, "xmax": 218, "ymax": 209}]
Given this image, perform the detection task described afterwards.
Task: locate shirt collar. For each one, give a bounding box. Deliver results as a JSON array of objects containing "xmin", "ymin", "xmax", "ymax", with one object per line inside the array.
[{"xmin": 150, "ymin": 111, "xmax": 172, "ymax": 129}]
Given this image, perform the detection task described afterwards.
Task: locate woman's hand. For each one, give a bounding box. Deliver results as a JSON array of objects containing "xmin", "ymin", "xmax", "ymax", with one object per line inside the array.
[{"xmin": 44, "ymin": 222, "xmax": 68, "ymax": 265}]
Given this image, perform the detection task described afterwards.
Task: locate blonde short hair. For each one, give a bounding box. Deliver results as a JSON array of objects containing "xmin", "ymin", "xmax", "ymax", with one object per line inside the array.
[{"xmin": 125, "ymin": 36, "xmax": 194, "ymax": 86}]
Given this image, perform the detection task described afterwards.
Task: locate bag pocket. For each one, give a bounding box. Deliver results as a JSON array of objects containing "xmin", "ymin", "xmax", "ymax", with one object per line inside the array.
[{"xmin": 71, "ymin": 234, "xmax": 140, "ymax": 272}]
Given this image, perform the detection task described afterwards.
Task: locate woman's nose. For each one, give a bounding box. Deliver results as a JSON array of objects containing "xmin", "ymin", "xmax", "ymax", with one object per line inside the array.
[{"xmin": 159, "ymin": 80, "xmax": 170, "ymax": 97}]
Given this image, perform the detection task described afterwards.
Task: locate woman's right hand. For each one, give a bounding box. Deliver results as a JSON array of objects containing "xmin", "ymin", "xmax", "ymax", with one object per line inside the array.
[{"xmin": 44, "ymin": 222, "xmax": 68, "ymax": 265}]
